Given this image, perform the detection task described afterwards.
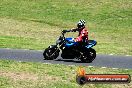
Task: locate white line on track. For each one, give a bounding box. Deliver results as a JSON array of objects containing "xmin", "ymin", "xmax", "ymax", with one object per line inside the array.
[
  {"xmin": 126, "ymin": 55, "xmax": 131, "ymax": 56},
  {"xmin": 18, "ymin": 61, "xmax": 22, "ymax": 62},
  {"xmin": 68, "ymin": 65, "xmax": 75, "ymax": 66},
  {"xmin": 101, "ymin": 67, "xmax": 107, "ymax": 68},
  {"xmin": 109, "ymin": 54, "xmax": 114, "ymax": 55},
  {"xmin": 44, "ymin": 63, "xmax": 52, "ymax": 64},
  {"xmin": 88, "ymin": 66, "xmax": 94, "ymax": 68},
  {"xmin": 112, "ymin": 68, "xmax": 118, "ymax": 70},
  {"xmin": 4, "ymin": 48, "xmax": 12, "ymax": 50},
  {"xmin": 15, "ymin": 60, "xmax": 131, "ymax": 70}
]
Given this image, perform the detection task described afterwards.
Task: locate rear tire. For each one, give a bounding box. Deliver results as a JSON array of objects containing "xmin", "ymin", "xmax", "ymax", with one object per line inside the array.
[
  {"xmin": 43, "ymin": 47, "xmax": 59, "ymax": 60},
  {"xmin": 80, "ymin": 48, "xmax": 96, "ymax": 63}
]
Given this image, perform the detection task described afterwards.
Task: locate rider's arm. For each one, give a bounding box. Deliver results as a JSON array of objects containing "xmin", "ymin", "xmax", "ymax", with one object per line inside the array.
[
  {"xmin": 63, "ymin": 28, "xmax": 78, "ymax": 33},
  {"xmin": 70, "ymin": 28, "xmax": 78, "ymax": 32}
]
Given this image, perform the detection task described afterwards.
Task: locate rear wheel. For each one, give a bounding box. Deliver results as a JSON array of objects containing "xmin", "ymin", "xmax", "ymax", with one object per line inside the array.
[
  {"xmin": 80, "ymin": 48, "xmax": 96, "ymax": 63},
  {"xmin": 43, "ymin": 48, "xmax": 59, "ymax": 60}
]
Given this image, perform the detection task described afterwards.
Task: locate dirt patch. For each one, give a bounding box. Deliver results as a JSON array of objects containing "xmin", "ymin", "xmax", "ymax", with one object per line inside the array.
[
  {"xmin": 0, "ymin": 71, "xmax": 38, "ymax": 81},
  {"xmin": 0, "ymin": 70, "xmax": 62, "ymax": 82}
]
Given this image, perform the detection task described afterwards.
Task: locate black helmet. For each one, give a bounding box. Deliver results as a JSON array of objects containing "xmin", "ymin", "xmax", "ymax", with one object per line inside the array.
[{"xmin": 77, "ymin": 20, "xmax": 86, "ymax": 28}]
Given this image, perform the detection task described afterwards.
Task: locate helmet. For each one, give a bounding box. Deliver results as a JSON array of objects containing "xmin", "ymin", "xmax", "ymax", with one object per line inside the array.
[{"xmin": 77, "ymin": 20, "xmax": 86, "ymax": 28}]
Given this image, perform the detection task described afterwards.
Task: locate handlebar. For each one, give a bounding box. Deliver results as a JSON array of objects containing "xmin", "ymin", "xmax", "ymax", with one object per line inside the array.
[
  {"xmin": 61, "ymin": 30, "xmax": 70, "ymax": 43},
  {"xmin": 61, "ymin": 29, "xmax": 72, "ymax": 38},
  {"xmin": 61, "ymin": 30, "xmax": 67, "ymax": 37},
  {"xmin": 62, "ymin": 29, "xmax": 71, "ymax": 34}
]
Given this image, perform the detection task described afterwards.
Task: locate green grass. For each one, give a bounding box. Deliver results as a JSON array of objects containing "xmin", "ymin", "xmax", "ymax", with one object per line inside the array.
[
  {"xmin": 0, "ymin": 36, "xmax": 45, "ymax": 49},
  {"xmin": 0, "ymin": 1, "xmax": 131, "ymax": 87},
  {"xmin": 0, "ymin": 59, "xmax": 132, "ymax": 88},
  {"xmin": 0, "ymin": 0, "xmax": 132, "ymax": 55}
]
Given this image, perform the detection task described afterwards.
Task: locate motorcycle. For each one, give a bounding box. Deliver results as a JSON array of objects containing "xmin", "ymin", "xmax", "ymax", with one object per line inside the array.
[{"xmin": 43, "ymin": 30, "xmax": 97, "ymax": 63}]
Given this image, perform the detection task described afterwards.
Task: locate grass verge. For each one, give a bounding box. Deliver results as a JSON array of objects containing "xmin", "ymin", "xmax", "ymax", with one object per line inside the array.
[
  {"xmin": 0, "ymin": 0, "xmax": 131, "ymax": 55},
  {"xmin": 0, "ymin": 18, "xmax": 132, "ymax": 55},
  {"xmin": 0, "ymin": 59, "xmax": 132, "ymax": 88}
]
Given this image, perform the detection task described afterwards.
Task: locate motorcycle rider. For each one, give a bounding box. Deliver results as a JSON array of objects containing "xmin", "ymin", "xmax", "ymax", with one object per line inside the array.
[{"xmin": 63, "ymin": 20, "xmax": 88, "ymax": 43}]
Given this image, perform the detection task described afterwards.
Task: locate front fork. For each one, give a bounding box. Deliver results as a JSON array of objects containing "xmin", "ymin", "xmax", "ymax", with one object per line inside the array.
[
  {"xmin": 49, "ymin": 41, "xmax": 65, "ymax": 57},
  {"xmin": 47, "ymin": 45, "xmax": 59, "ymax": 58}
]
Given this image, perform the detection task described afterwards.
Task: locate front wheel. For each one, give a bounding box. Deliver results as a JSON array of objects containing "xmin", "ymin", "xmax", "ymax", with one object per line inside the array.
[
  {"xmin": 80, "ymin": 48, "xmax": 96, "ymax": 63},
  {"xmin": 43, "ymin": 47, "xmax": 59, "ymax": 60}
]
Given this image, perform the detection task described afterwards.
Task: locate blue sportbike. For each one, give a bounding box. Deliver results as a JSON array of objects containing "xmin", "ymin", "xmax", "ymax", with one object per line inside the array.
[{"xmin": 43, "ymin": 30, "xmax": 97, "ymax": 63}]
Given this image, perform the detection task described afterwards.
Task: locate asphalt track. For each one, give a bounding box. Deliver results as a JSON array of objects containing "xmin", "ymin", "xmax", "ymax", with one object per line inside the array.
[{"xmin": 0, "ymin": 48, "xmax": 132, "ymax": 69}]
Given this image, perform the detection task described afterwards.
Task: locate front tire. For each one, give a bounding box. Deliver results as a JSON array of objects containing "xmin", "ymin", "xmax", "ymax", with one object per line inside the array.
[
  {"xmin": 80, "ymin": 48, "xmax": 96, "ymax": 63},
  {"xmin": 43, "ymin": 47, "xmax": 59, "ymax": 60}
]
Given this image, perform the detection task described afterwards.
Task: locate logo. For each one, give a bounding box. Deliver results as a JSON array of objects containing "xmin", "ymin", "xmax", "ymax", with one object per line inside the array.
[{"xmin": 76, "ymin": 67, "xmax": 131, "ymax": 85}]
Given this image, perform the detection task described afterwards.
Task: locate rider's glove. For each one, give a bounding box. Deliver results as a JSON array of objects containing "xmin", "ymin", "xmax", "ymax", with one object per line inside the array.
[{"xmin": 62, "ymin": 30, "xmax": 67, "ymax": 33}]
